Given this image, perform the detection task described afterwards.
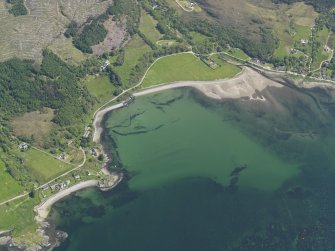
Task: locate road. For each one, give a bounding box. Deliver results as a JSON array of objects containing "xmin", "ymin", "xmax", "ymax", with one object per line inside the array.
[
  {"xmin": 2, "ymin": 47, "xmax": 334, "ymax": 208},
  {"xmin": 0, "ymin": 147, "xmax": 87, "ymax": 206}
]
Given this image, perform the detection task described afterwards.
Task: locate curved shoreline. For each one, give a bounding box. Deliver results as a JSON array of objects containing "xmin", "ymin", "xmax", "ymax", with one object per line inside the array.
[
  {"xmin": 92, "ymin": 66, "xmax": 283, "ymax": 143},
  {"xmin": 34, "ymin": 180, "xmax": 99, "ymax": 220}
]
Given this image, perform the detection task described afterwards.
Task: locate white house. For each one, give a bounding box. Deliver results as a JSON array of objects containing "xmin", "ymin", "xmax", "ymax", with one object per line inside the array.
[{"xmin": 101, "ymin": 60, "xmax": 110, "ymax": 70}]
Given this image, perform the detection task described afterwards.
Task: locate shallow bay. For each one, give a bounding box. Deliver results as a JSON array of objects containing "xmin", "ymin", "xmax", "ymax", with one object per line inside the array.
[{"xmin": 54, "ymin": 87, "xmax": 335, "ymax": 251}]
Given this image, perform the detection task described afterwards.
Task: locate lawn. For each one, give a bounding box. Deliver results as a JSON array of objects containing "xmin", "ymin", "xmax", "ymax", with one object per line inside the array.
[
  {"xmin": 142, "ymin": 53, "xmax": 241, "ymax": 87},
  {"xmin": 112, "ymin": 35, "xmax": 152, "ymax": 85},
  {"xmin": 0, "ymin": 159, "xmax": 23, "ymax": 202},
  {"xmin": 22, "ymin": 148, "xmax": 73, "ymax": 183},
  {"xmin": 85, "ymin": 75, "xmax": 115, "ymax": 101},
  {"xmin": 139, "ymin": 11, "xmax": 162, "ymax": 43}
]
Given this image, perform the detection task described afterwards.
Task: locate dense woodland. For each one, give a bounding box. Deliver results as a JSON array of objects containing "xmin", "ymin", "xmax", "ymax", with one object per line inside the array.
[
  {"xmin": 65, "ymin": 0, "xmax": 139, "ymax": 53},
  {"xmin": 0, "ymin": 50, "xmax": 102, "ymax": 183},
  {"xmin": 187, "ymin": 20, "xmax": 278, "ymax": 60}
]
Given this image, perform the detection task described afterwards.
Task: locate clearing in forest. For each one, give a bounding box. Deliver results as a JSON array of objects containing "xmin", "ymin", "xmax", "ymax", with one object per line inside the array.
[
  {"xmin": 85, "ymin": 75, "xmax": 115, "ymax": 102},
  {"xmin": 11, "ymin": 108, "xmax": 55, "ymax": 146},
  {"xmin": 139, "ymin": 10, "xmax": 162, "ymax": 43}
]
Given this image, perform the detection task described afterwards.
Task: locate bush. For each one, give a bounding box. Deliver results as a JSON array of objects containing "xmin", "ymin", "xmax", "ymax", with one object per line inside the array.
[
  {"xmin": 7, "ymin": 0, "xmax": 27, "ymax": 16},
  {"xmin": 73, "ymin": 21, "xmax": 108, "ymax": 53}
]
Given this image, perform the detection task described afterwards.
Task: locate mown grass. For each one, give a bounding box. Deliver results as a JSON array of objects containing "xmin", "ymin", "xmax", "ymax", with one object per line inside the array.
[
  {"xmin": 112, "ymin": 35, "xmax": 152, "ymax": 84},
  {"xmin": 0, "ymin": 159, "xmax": 23, "ymax": 202},
  {"xmin": 142, "ymin": 53, "xmax": 241, "ymax": 87},
  {"xmin": 22, "ymin": 148, "xmax": 73, "ymax": 184},
  {"xmin": 85, "ymin": 75, "xmax": 115, "ymax": 101},
  {"xmin": 139, "ymin": 11, "xmax": 162, "ymax": 43}
]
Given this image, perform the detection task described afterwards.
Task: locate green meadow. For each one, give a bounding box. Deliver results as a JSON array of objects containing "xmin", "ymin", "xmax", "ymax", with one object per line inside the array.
[
  {"xmin": 142, "ymin": 53, "xmax": 241, "ymax": 87},
  {"xmin": 139, "ymin": 11, "xmax": 162, "ymax": 43},
  {"xmin": 0, "ymin": 159, "xmax": 23, "ymax": 202},
  {"xmin": 22, "ymin": 149, "xmax": 73, "ymax": 184},
  {"xmin": 228, "ymin": 48, "xmax": 251, "ymax": 61},
  {"xmin": 85, "ymin": 75, "xmax": 115, "ymax": 101},
  {"xmin": 0, "ymin": 196, "xmax": 41, "ymax": 243},
  {"xmin": 113, "ymin": 35, "xmax": 152, "ymax": 84},
  {"xmin": 311, "ymin": 27, "xmax": 332, "ymax": 71}
]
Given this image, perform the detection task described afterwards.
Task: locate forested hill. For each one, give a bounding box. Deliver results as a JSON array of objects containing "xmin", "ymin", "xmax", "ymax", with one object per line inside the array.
[
  {"xmin": 273, "ymin": 0, "xmax": 335, "ymax": 10},
  {"xmin": 0, "ymin": 50, "xmax": 94, "ymax": 126}
]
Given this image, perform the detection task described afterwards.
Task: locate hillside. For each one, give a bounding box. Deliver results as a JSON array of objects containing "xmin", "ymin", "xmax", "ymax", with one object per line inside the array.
[
  {"xmin": 1, "ymin": 0, "xmax": 335, "ymax": 249},
  {"xmin": 0, "ymin": 0, "xmax": 116, "ymax": 62}
]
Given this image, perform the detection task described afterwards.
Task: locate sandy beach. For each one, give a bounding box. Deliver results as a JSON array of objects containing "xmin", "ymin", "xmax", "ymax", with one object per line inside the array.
[
  {"xmin": 93, "ymin": 103, "xmax": 124, "ymax": 143},
  {"xmin": 134, "ymin": 67, "xmax": 282, "ymax": 100},
  {"xmin": 35, "ymin": 180, "xmax": 99, "ymax": 220},
  {"xmin": 92, "ymin": 67, "xmax": 284, "ymax": 143}
]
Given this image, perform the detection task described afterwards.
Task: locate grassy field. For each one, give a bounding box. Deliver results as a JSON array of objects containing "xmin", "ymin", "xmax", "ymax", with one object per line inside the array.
[
  {"xmin": 190, "ymin": 31, "xmax": 210, "ymax": 43},
  {"xmin": 311, "ymin": 27, "xmax": 332, "ymax": 71},
  {"xmin": 0, "ymin": 159, "xmax": 23, "ymax": 202},
  {"xmin": 142, "ymin": 53, "xmax": 241, "ymax": 87},
  {"xmin": 22, "ymin": 148, "xmax": 73, "ymax": 183},
  {"xmin": 11, "ymin": 108, "xmax": 54, "ymax": 146},
  {"xmin": 48, "ymin": 36, "xmax": 87, "ymax": 65},
  {"xmin": 85, "ymin": 75, "xmax": 115, "ymax": 101},
  {"xmin": 112, "ymin": 35, "xmax": 152, "ymax": 85},
  {"xmin": 139, "ymin": 11, "xmax": 162, "ymax": 43},
  {"xmin": 274, "ymin": 41, "xmax": 289, "ymax": 58},
  {"xmin": 0, "ymin": 196, "xmax": 42, "ymax": 245},
  {"xmin": 228, "ymin": 49, "xmax": 251, "ymax": 61}
]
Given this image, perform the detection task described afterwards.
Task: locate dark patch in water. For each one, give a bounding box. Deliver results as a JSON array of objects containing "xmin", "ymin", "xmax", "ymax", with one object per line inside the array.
[
  {"xmin": 155, "ymin": 106, "xmax": 165, "ymax": 112},
  {"xmin": 112, "ymin": 111, "xmax": 145, "ymax": 129},
  {"xmin": 230, "ymin": 165, "xmax": 247, "ymax": 177},
  {"xmin": 111, "ymin": 124, "xmax": 164, "ymax": 136},
  {"xmin": 286, "ymin": 186, "xmax": 311, "ymax": 200},
  {"xmin": 150, "ymin": 93, "xmax": 184, "ymax": 106}
]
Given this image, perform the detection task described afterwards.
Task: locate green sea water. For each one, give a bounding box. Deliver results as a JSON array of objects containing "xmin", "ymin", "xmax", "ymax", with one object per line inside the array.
[{"xmin": 54, "ymin": 87, "xmax": 335, "ymax": 251}]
